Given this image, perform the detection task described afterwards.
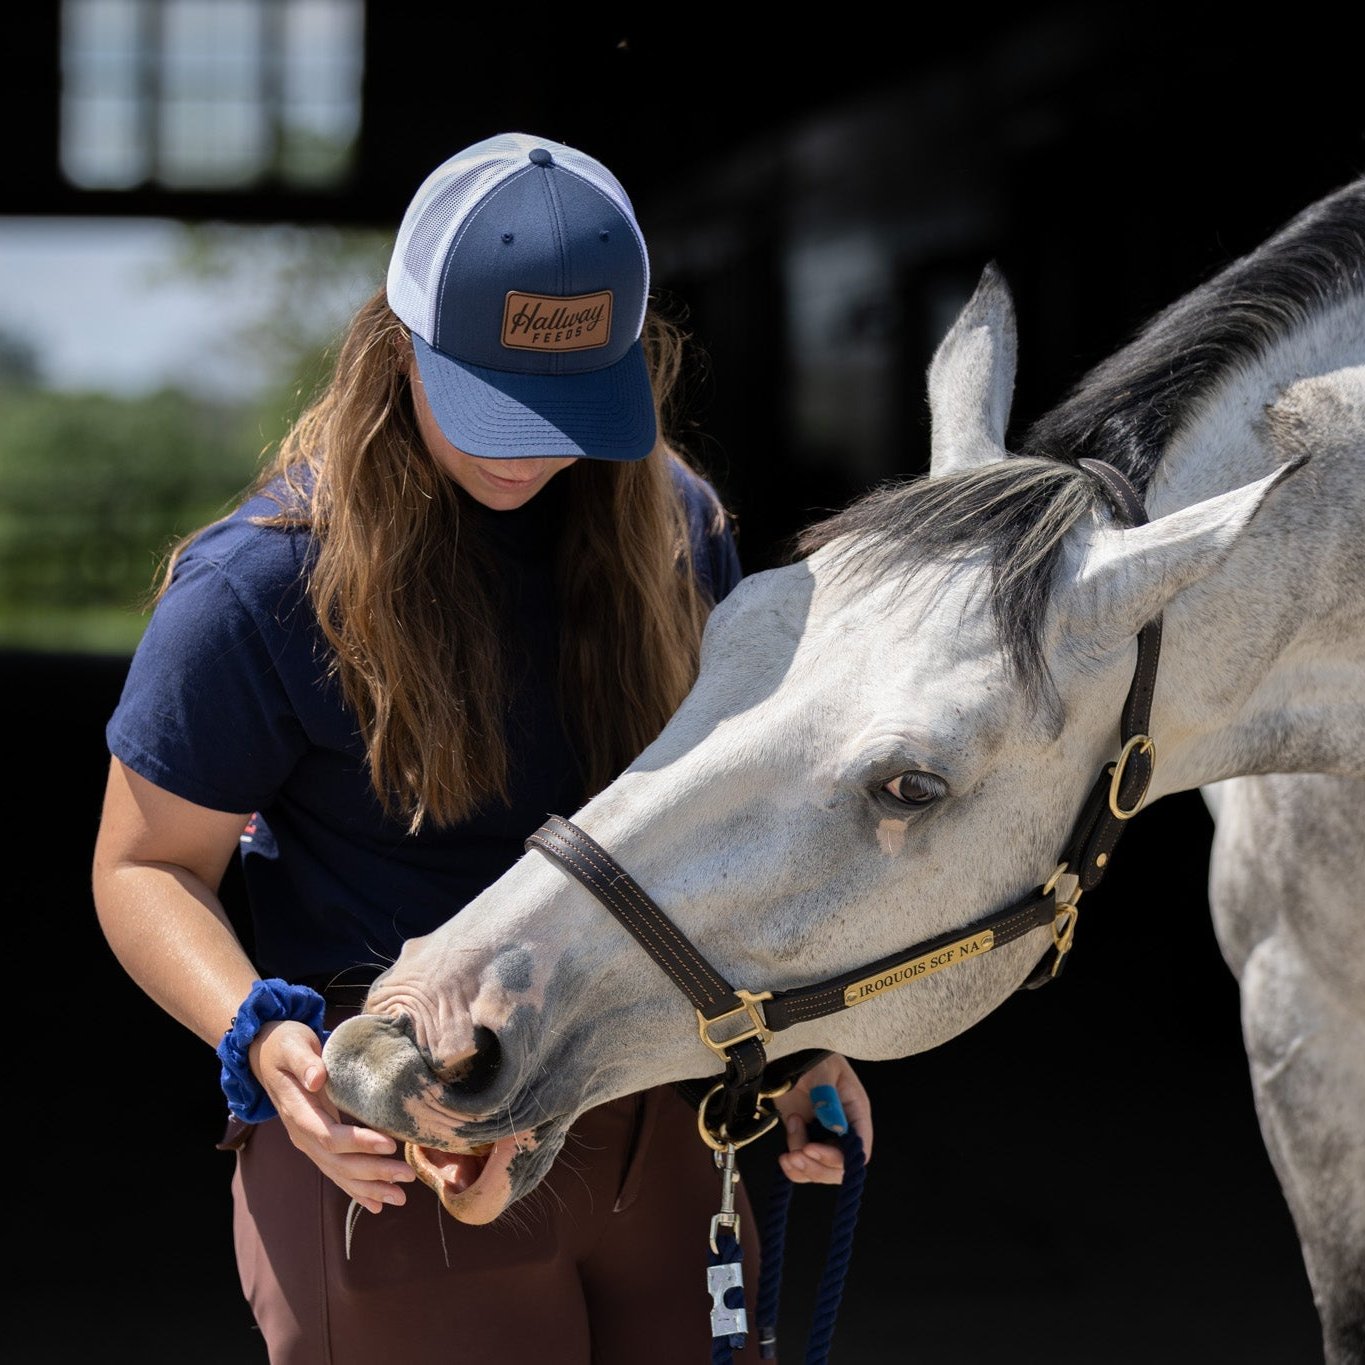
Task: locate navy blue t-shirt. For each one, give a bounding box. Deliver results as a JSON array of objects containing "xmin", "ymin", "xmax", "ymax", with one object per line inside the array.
[{"xmin": 106, "ymin": 457, "xmax": 741, "ymax": 985}]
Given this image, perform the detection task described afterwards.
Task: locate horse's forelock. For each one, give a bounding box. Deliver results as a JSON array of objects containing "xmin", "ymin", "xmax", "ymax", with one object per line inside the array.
[{"xmin": 794, "ymin": 459, "xmax": 1100, "ymax": 699}]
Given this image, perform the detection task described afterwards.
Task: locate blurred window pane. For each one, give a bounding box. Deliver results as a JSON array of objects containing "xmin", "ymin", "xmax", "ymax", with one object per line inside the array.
[
  {"xmin": 281, "ymin": 0, "xmax": 365, "ymax": 185},
  {"xmin": 60, "ymin": 0, "xmax": 149, "ymax": 187},
  {"xmin": 59, "ymin": 0, "xmax": 364, "ymax": 190}
]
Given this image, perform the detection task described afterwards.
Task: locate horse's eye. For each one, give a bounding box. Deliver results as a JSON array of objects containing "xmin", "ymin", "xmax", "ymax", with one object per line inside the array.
[{"xmin": 882, "ymin": 771, "xmax": 945, "ymax": 807}]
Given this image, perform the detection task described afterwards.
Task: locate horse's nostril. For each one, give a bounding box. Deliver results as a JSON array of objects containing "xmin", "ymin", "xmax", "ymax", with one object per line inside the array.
[{"xmin": 439, "ymin": 1025, "xmax": 502, "ymax": 1095}]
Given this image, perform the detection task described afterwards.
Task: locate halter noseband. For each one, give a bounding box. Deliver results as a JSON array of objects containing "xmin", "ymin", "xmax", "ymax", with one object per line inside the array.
[{"xmin": 526, "ymin": 459, "xmax": 1159, "ymax": 1148}]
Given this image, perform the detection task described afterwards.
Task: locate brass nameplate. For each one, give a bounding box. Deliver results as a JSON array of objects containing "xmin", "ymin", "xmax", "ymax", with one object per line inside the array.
[{"xmin": 842, "ymin": 931, "xmax": 996, "ymax": 1008}]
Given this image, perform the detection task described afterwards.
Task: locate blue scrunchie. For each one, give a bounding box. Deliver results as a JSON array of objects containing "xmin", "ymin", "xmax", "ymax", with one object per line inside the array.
[{"xmin": 216, "ymin": 978, "xmax": 330, "ymax": 1124}]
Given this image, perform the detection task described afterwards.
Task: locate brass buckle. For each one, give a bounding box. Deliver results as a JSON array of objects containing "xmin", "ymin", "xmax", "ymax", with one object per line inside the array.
[
  {"xmin": 1043, "ymin": 861, "xmax": 1082, "ymax": 978},
  {"xmin": 1042, "ymin": 861, "xmax": 1076, "ymax": 901},
  {"xmin": 1108, "ymin": 733, "xmax": 1156, "ymax": 820},
  {"xmin": 696, "ymin": 989, "xmax": 773, "ymax": 1061},
  {"xmin": 1051, "ymin": 903, "xmax": 1079, "ymax": 955},
  {"xmin": 696, "ymin": 1081, "xmax": 784, "ymax": 1153}
]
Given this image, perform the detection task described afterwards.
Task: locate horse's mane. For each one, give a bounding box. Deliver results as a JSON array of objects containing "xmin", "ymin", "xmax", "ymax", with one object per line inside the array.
[
  {"xmin": 1025, "ymin": 177, "xmax": 1365, "ymax": 490},
  {"xmin": 795, "ymin": 177, "xmax": 1365, "ymax": 697}
]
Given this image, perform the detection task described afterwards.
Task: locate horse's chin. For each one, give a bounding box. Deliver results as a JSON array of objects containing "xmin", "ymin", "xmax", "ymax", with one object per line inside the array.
[{"xmin": 404, "ymin": 1128, "xmax": 542, "ymax": 1224}]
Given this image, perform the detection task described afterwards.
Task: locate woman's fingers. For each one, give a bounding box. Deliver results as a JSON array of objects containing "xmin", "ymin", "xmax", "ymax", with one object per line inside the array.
[
  {"xmin": 778, "ymin": 1131, "xmax": 848, "ymax": 1184},
  {"xmin": 772, "ymin": 1053, "xmax": 875, "ymax": 1183}
]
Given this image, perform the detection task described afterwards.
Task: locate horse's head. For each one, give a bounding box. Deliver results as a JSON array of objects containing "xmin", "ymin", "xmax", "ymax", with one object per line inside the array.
[{"xmin": 323, "ymin": 265, "xmax": 1299, "ymax": 1222}]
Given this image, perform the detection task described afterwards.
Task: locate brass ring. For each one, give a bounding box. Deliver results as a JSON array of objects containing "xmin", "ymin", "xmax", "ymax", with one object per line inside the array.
[
  {"xmin": 695, "ymin": 1082, "xmax": 783, "ymax": 1152},
  {"xmin": 1041, "ymin": 862, "xmax": 1070, "ymax": 897},
  {"xmin": 1107, "ymin": 734, "xmax": 1155, "ymax": 820}
]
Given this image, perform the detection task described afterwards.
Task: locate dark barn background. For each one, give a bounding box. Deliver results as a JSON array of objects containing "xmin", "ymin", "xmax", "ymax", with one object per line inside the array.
[{"xmin": 7, "ymin": 6, "xmax": 1363, "ymax": 1362}]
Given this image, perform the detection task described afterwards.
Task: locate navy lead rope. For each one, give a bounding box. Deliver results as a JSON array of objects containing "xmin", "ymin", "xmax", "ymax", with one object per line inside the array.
[{"xmin": 711, "ymin": 1087, "xmax": 867, "ymax": 1365}]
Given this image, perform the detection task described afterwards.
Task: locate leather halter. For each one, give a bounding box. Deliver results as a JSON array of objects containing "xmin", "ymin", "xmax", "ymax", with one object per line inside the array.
[{"xmin": 527, "ymin": 459, "xmax": 1161, "ymax": 1147}]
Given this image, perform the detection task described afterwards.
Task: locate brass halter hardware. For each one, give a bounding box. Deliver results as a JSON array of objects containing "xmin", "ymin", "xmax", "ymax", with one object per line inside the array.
[
  {"xmin": 1042, "ymin": 861, "xmax": 1083, "ymax": 977},
  {"xmin": 696, "ymin": 989, "xmax": 774, "ymax": 1061},
  {"xmin": 695, "ymin": 1078, "xmax": 786, "ymax": 1152},
  {"xmin": 1108, "ymin": 733, "xmax": 1156, "ymax": 819}
]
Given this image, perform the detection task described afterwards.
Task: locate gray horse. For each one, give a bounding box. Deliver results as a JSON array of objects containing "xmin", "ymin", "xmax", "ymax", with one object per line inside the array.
[{"xmin": 326, "ymin": 180, "xmax": 1365, "ymax": 1361}]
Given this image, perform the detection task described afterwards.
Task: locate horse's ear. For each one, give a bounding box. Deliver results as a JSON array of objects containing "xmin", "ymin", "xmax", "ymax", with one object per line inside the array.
[
  {"xmin": 1068, "ymin": 457, "xmax": 1309, "ymax": 650},
  {"xmin": 927, "ymin": 262, "xmax": 1018, "ymax": 477}
]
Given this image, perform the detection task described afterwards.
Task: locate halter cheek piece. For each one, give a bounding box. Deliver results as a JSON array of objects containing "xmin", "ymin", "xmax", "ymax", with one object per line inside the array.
[{"xmin": 527, "ymin": 459, "xmax": 1160, "ymax": 1149}]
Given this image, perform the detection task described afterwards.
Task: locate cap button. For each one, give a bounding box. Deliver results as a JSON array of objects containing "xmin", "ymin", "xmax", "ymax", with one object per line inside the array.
[{"xmin": 528, "ymin": 148, "xmax": 553, "ymax": 167}]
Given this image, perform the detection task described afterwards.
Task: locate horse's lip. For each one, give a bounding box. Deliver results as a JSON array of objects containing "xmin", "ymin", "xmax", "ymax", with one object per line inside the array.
[
  {"xmin": 407, "ymin": 1139, "xmax": 494, "ymax": 1184},
  {"xmin": 405, "ymin": 1129, "xmax": 537, "ymax": 1224}
]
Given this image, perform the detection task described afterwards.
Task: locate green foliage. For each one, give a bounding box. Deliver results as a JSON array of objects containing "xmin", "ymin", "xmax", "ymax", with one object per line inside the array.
[
  {"xmin": 0, "ymin": 324, "xmax": 40, "ymax": 386},
  {"xmin": 160, "ymin": 221, "xmax": 390, "ymax": 426},
  {"xmin": 0, "ymin": 222, "xmax": 391, "ymax": 654},
  {"xmin": 0, "ymin": 387, "xmax": 266, "ymax": 652}
]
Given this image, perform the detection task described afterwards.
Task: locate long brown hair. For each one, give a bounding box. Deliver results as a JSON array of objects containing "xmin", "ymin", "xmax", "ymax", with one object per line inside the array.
[{"xmin": 157, "ymin": 287, "xmax": 724, "ymax": 832}]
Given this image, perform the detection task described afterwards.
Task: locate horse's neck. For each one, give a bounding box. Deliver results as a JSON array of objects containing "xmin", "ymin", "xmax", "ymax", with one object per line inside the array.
[{"xmin": 1145, "ymin": 294, "xmax": 1365, "ymax": 794}]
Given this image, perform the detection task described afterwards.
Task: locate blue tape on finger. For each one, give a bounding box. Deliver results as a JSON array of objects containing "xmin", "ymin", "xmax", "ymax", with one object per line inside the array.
[{"xmin": 810, "ymin": 1083, "xmax": 848, "ymax": 1135}]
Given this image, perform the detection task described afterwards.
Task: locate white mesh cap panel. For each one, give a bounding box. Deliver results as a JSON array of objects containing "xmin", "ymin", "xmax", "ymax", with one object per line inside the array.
[{"xmin": 386, "ymin": 132, "xmax": 647, "ymax": 344}]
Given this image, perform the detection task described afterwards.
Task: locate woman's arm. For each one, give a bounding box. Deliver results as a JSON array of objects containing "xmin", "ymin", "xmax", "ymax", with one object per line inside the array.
[
  {"xmin": 93, "ymin": 756, "xmax": 260, "ymax": 1044},
  {"xmin": 92, "ymin": 758, "xmax": 416, "ymax": 1214}
]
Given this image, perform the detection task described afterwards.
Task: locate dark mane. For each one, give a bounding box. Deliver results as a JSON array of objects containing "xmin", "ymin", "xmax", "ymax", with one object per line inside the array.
[
  {"xmin": 795, "ymin": 178, "xmax": 1365, "ymax": 696},
  {"xmin": 1024, "ymin": 177, "xmax": 1365, "ymax": 491}
]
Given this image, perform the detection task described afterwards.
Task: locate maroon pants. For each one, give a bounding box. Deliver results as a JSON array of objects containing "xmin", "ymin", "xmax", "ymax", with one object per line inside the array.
[{"xmin": 230, "ymin": 1084, "xmax": 770, "ymax": 1365}]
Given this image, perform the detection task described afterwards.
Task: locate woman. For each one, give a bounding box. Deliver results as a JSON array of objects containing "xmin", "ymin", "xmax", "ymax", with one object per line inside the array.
[{"xmin": 92, "ymin": 132, "xmax": 872, "ymax": 1365}]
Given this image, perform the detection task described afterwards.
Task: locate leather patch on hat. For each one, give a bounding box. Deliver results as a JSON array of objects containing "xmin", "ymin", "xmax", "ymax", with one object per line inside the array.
[{"xmin": 502, "ymin": 291, "xmax": 612, "ymax": 351}]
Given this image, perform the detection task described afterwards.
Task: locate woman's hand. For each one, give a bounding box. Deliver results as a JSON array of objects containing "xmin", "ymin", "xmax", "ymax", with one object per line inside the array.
[
  {"xmin": 772, "ymin": 1053, "xmax": 873, "ymax": 1185},
  {"xmin": 254, "ymin": 1020, "xmax": 417, "ymax": 1214}
]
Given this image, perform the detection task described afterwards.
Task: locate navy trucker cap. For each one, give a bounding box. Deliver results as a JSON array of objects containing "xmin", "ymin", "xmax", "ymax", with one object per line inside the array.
[{"xmin": 386, "ymin": 132, "xmax": 656, "ymax": 461}]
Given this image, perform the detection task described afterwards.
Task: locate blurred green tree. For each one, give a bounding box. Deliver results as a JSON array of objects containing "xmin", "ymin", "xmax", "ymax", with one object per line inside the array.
[
  {"xmin": 0, "ymin": 223, "xmax": 389, "ymax": 654},
  {"xmin": 0, "ymin": 386, "xmax": 265, "ymax": 651}
]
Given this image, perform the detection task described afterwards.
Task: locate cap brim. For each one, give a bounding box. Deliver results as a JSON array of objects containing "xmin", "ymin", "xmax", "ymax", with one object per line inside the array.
[{"xmin": 410, "ymin": 333, "xmax": 656, "ymax": 461}]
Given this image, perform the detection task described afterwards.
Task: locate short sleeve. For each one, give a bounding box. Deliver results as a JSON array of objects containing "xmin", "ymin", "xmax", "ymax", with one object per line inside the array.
[
  {"xmin": 704, "ymin": 510, "xmax": 742, "ymax": 603},
  {"xmin": 106, "ymin": 555, "xmax": 310, "ymax": 814},
  {"xmin": 671, "ymin": 457, "xmax": 743, "ymax": 604}
]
